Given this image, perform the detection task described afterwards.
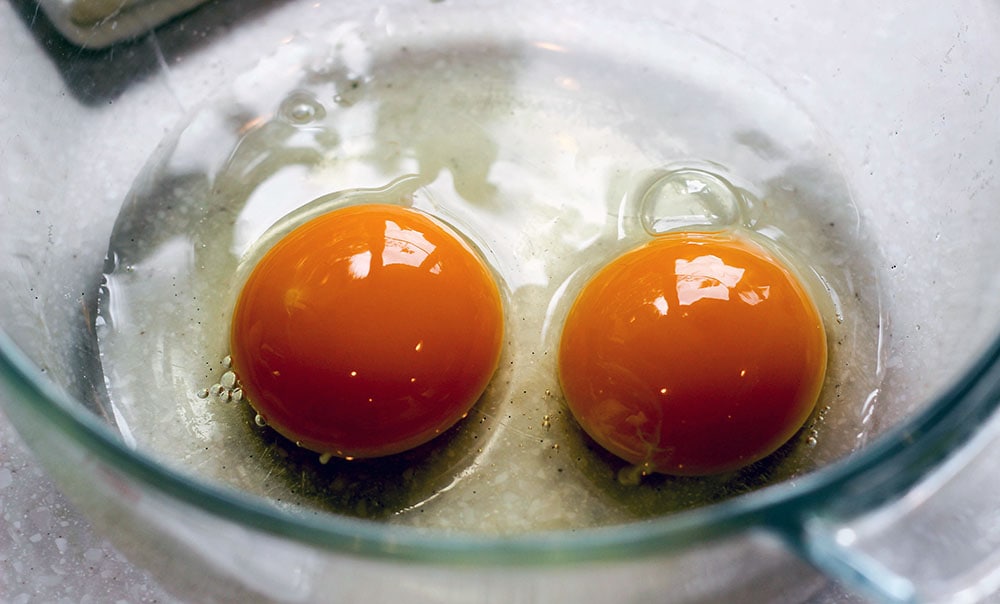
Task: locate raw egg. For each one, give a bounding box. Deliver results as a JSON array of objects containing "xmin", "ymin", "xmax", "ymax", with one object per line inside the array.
[
  {"xmin": 229, "ymin": 203, "xmax": 504, "ymax": 459},
  {"xmin": 558, "ymin": 231, "xmax": 827, "ymax": 476}
]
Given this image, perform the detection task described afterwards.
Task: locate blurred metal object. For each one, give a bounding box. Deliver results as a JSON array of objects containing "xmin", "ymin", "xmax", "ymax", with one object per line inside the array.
[{"xmin": 37, "ymin": 0, "xmax": 210, "ymax": 47}]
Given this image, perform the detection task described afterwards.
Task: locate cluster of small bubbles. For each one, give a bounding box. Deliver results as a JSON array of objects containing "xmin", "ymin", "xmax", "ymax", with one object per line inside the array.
[
  {"xmin": 806, "ymin": 404, "xmax": 832, "ymax": 447},
  {"xmin": 199, "ymin": 355, "xmax": 244, "ymax": 405},
  {"xmin": 278, "ymin": 91, "xmax": 327, "ymax": 125},
  {"xmin": 639, "ymin": 167, "xmax": 748, "ymax": 235}
]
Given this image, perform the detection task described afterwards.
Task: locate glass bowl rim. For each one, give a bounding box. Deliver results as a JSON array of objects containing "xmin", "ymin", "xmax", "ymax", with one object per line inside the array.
[{"xmin": 3, "ymin": 326, "xmax": 1000, "ymax": 565}]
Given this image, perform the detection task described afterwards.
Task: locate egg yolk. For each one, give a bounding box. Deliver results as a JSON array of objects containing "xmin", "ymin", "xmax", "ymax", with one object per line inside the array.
[
  {"xmin": 229, "ymin": 203, "xmax": 504, "ymax": 459},
  {"xmin": 558, "ymin": 231, "xmax": 827, "ymax": 476}
]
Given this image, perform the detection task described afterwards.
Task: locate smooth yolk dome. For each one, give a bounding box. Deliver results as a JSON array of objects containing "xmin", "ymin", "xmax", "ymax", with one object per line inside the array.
[
  {"xmin": 229, "ymin": 203, "xmax": 504, "ymax": 459},
  {"xmin": 558, "ymin": 231, "xmax": 827, "ymax": 476}
]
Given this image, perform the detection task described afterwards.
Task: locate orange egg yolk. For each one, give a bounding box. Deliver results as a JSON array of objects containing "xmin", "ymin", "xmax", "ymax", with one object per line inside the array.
[
  {"xmin": 558, "ymin": 231, "xmax": 827, "ymax": 476},
  {"xmin": 229, "ymin": 203, "xmax": 504, "ymax": 459}
]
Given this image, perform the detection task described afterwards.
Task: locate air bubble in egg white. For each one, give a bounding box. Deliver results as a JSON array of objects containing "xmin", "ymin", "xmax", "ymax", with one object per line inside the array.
[
  {"xmin": 639, "ymin": 168, "xmax": 747, "ymax": 234},
  {"xmin": 279, "ymin": 92, "xmax": 327, "ymax": 125},
  {"xmin": 220, "ymin": 371, "xmax": 237, "ymax": 389}
]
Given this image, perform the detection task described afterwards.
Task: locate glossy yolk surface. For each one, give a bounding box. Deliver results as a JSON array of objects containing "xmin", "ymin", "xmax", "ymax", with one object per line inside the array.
[
  {"xmin": 558, "ymin": 231, "xmax": 827, "ymax": 476},
  {"xmin": 229, "ymin": 203, "xmax": 504, "ymax": 459}
]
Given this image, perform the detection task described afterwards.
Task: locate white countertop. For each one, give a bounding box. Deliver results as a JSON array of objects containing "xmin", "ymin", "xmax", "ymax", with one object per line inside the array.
[{"xmin": 0, "ymin": 409, "xmax": 178, "ymax": 603}]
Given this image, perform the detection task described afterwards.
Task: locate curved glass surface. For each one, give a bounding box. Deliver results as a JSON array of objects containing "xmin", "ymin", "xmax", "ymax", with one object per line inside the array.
[
  {"xmin": 4, "ymin": 321, "xmax": 1000, "ymax": 564},
  {"xmin": 2, "ymin": 0, "xmax": 1000, "ymax": 588}
]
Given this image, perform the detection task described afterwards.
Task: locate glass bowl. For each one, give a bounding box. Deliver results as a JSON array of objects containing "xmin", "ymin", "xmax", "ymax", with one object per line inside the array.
[{"xmin": 2, "ymin": 1, "xmax": 1000, "ymax": 602}]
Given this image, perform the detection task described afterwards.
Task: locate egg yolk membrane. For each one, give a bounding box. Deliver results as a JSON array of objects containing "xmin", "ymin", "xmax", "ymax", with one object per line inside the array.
[
  {"xmin": 558, "ymin": 231, "xmax": 828, "ymax": 476},
  {"xmin": 229, "ymin": 203, "xmax": 504, "ymax": 459}
]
